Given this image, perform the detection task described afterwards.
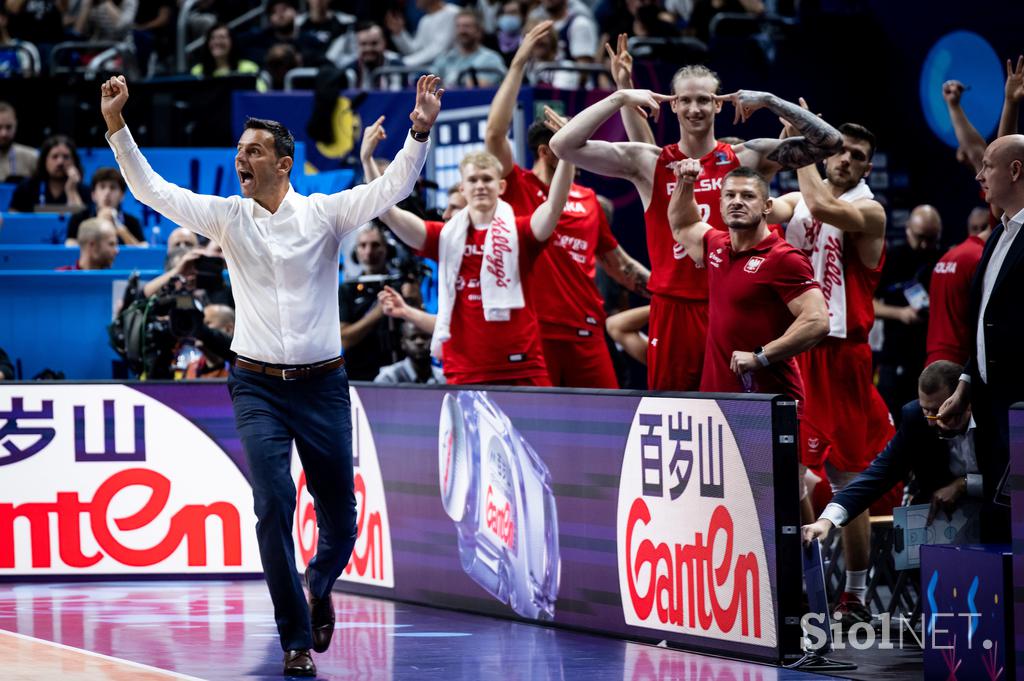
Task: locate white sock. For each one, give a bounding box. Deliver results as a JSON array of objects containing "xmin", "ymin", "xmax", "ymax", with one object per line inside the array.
[{"xmin": 845, "ymin": 569, "xmax": 869, "ymax": 604}]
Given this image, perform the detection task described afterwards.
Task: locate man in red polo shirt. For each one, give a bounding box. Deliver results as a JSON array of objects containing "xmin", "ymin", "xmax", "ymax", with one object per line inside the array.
[
  {"xmin": 361, "ymin": 118, "xmax": 572, "ymax": 386},
  {"xmin": 927, "ymin": 207, "xmax": 993, "ymax": 365},
  {"xmin": 666, "ymin": 160, "xmax": 828, "ymax": 400},
  {"xmin": 484, "ymin": 21, "xmax": 650, "ymax": 388}
]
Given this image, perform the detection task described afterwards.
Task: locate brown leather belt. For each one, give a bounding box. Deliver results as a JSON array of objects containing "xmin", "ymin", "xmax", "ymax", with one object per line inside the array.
[{"xmin": 235, "ymin": 356, "xmax": 345, "ymax": 381}]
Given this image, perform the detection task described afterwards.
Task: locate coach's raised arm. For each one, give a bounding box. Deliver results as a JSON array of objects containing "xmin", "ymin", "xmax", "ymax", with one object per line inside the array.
[{"xmin": 100, "ymin": 74, "xmax": 443, "ymax": 240}]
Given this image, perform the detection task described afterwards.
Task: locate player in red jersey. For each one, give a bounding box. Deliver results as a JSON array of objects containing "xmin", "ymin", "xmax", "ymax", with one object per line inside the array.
[
  {"xmin": 927, "ymin": 208, "xmax": 994, "ymax": 365},
  {"xmin": 484, "ymin": 21, "xmax": 651, "ymax": 388},
  {"xmin": 360, "ymin": 117, "xmax": 572, "ymax": 386},
  {"xmin": 769, "ymin": 121, "xmax": 895, "ymax": 626},
  {"xmin": 666, "ymin": 161, "xmax": 828, "ymax": 400},
  {"xmin": 550, "ymin": 52, "xmax": 842, "ymax": 391}
]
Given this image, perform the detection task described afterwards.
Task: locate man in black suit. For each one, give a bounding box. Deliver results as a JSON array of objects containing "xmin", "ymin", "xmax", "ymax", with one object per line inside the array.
[
  {"xmin": 802, "ymin": 360, "xmax": 983, "ymax": 544},
  {"xmin": 938, "ymin": 134, "xmax": 1024, "ymax": 542}
]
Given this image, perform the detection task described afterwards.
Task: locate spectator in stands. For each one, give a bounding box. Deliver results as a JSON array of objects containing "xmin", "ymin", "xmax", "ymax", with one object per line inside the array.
[
  {"xmin": 192, "ymin": 23, "xmax": 263, "ymax": 83},
  {"xmin": 0, "ymin": 345, "xmax": 12, "ymax": 379},
  {"xmin": 296, "ymin": 0, "xmax": 352, "ymax": 67},
  {"xmin": 166, "ymin": 226, "xmax": 198, "ymax": 253},
  {"xmin": 73, "ymin": 0, "xmax": 138, "ymax": 44},
  {"xmin": 926, "ymin": 208, "xmax": 993, "ymax": 366},
  {"xmin": 66, "ymin": 166, "xmax": 144, "ymax": 245},
  {"xmin": 238, "ymin": 0, "xmax": 298, "ymax": 65},
  {"xmin": 338, "ymin": 22, "xmax": 402, "ymax": 90},
  {"xmin": 263, "ymin": 42, "xmax": 301, "ymax": 90},
  {"xmin": 0, "ymin": 6, "xmax": 38, "ymax": 76},
  {"xmin": 185, "ymin": 0, "xmax": 256, "ymax": 40},
  {"xmin": 432, "ymin": 10, "xmax": 506, "ymax": 88},
  {"xmin": 184, "ymin": 303, "xmax": 236, "ymax": 379},
  {"xmin": 144, "ymin": 245, "xmax": 199, "ymax": 296},
  {"xmin": 688, "ymin": 0, "xmax": 765, "ymax": 43},
  {"xmin": 600, "ymin": 0, "xmax": 681, "ymax": 40},
  {"xmin": 374, "ymin": 318, "xmax": 446, "ymax": 384},
  {"xmin": 528, "ymin": 0, "xmax": 599, "ymax": 63},
  {"xmin": 0, "ymin": 101, "xmax": 37, "ymax": 183},
  {"xmin": 9, "ymin": 134, "xmax": 87, "ymax": 213},
  {"xmin": 58, "ymin": 217, "xmax": 119, "ymax": 270},
  {"xmin": 4, "ymin": 0, "xmax": 65, "ymax": 53},
  {"xmin": 802, "ymin": 361, "xmax": 983, "ymax": 545},
  {"xmin": 441, "ymin": 185, "xmax": 466, "ymax": 220},
  {"xmin": 339, "ymin": 223, "xmax": 405, "ymax": 381},
  {"xmin": 873, "ymin": 205, "xmax": 942, "ymax": 425},
  {"xmin": 132, "ymin": 0, "xmax": 175, "ymax": 75},
  {"xmin": 494, "ymin": 0, "xmax": 525, "ymax": 64},
  {"xmin": 385, "ymin": 0, "xmax": 459, "ymax": 68}
]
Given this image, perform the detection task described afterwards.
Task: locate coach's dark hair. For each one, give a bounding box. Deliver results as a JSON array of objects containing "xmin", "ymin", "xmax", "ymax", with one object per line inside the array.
[
  {"xmin": 723, "ymin": 166, "xmax": 770, "ymax": 199},
  {"xmin": 919, "ymin": 360, "xmax": 962, "ymax": 396},
  {"xmin": 526, "ymin": 120, "xmax": 554, "ymax": 158},
  {"xmin": 244, "ymin": 117, "xmax": 295, "ymax": 162},
  {"xmin": 838, "ymin": 123, "xmax": 876, "ymax": 161}
]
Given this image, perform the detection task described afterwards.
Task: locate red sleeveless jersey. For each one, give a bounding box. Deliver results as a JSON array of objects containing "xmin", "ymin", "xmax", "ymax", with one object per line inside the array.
[{"xmin": 644, "ymin": 141, "xmax": 740, "ymax": 300}]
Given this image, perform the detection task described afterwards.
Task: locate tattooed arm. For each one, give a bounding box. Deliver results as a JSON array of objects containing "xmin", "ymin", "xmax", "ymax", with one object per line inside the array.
[
  {"xmin": 597, "ymin": 245, "xmax": 651, "ymax": 297},
  {"xmin": 719, "ymin": 90, "xmax": 843, "ymax": 179}
]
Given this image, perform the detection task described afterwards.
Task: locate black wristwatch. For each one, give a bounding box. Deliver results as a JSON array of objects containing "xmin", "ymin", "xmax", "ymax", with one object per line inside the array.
[
  {"xmin": 753, "ymin": 346, "xmax": 770, "ymax": 367},
  {"xmin": 410, "ymin": 127, "xmax": 430, "ymax": 142}
]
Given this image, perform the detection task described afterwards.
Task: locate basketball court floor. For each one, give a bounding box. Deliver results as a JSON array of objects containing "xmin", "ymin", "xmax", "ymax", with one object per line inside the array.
[{"xmin": 0, "ymin": 580, "xmax": 846, "ymax": 680}]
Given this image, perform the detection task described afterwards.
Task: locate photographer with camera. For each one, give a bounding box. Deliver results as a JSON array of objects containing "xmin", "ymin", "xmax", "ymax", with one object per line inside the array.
[
  {"xmin": 338, "ymin": 222, "xmax": 423, "ymax": 381},
  {"xmin": 182, "ymin": 304, "xmax": 236, "ymax": 379}
]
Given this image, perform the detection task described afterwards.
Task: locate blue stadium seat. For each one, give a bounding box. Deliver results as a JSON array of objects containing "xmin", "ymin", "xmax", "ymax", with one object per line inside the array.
[
  {"xmin": 0, "ymin": 213, "xmax": 69, "ymax": 244},
  {"xmin": 0, "ymin": 269, "xmax": 161, "ymax": 379},
  {"xmin": 0, "ymin": 184, "xmax": 14, "ymax": 211},
  {"xmin": 0, "ymin": 245, "xmax": 167, "ymax": 270}
]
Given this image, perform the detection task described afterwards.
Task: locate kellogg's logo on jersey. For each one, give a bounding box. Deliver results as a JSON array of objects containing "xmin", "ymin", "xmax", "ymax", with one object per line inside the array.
[{"xmin": 616, "ymin": 398, "xmax": 775, "ymax": 646}]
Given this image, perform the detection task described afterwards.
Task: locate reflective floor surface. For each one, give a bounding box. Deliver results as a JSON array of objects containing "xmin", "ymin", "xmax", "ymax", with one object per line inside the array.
[{"xmin": 0, "ymin": 580, "xmax": 846, "ymax": 680}]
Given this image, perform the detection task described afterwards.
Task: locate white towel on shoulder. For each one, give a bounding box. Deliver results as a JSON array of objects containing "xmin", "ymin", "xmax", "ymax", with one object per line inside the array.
[{"xmin": 431, "ymin": 199, "xmax": 524, "ymax": 359}]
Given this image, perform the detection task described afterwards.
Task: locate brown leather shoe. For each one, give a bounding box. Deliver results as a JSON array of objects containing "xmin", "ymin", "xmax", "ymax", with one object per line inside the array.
[
  {"xmin": 306, "ymin": 570, "xmax": 335, "ymax": 653},
  {"xmin": 283, "ymin": 649, "xmax": 316, "ymax": 677},
  {"xmin": 309, "ymin": 592, "xmax": 335, "ymax": 653}
]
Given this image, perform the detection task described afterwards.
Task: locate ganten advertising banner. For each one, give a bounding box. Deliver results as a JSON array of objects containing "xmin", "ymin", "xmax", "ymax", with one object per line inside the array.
[{"xmin": 0, "ymin": 383, "xmax": 801, "ymax": 664}]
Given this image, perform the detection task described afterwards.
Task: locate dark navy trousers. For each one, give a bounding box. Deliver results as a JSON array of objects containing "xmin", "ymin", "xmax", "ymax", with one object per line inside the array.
[{"xmin": 227, "ymin": 364, "xmax": 358, "ymax": 651}]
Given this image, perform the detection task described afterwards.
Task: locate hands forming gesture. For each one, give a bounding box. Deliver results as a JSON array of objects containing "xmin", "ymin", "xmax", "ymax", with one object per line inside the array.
[
  {"xmin": 511, "ymin": 20, "xmax": 553, "ymax": 69},
  {"xmin": 672, "ymin": 157, "xmax": 702, "ymax": 184},
  {"xmin": 617, "ymin": 89, "xmax": 676, "ymax": 123},
  {"xmin": 605, "ymin": 33, "xmax": 634, "ymax": 89},
  {"xmin": 714, "ymin": 89, "xmax": 772, "ymax": 125},
  {"xmin": 1005, "ymin": 55, "xmax": 1024, "ymax": 103},
  {"xmin": 360, "ymin": 115, "xmax": 387, "ymax": 162},
  {"xmin": 410, "ymin": 75, "xmax": 444, "ymax": 133}
]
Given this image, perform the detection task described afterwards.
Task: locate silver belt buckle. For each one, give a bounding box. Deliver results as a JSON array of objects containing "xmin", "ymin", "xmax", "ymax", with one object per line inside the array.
[{"xmin": 281, "ymin": 367, "xmax": 302, "ymax": 381}]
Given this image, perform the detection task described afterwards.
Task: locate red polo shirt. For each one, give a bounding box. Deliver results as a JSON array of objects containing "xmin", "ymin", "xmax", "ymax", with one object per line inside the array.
[
  {"xmin": 926, "ymin": 234, "xmax": 986, "ymax": 365},
  {"xmin": 700, "ymin": 229, "xmax": 818, "ymax": 401}
]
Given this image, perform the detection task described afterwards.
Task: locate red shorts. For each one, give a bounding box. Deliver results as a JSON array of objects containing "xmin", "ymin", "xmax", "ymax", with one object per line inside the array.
[
  {"xmin": 647, "ymin": 294, "xmax": 708, "ymax": 391},
  {"xmin": 541, "ymin": 335, "xmax": 618, "ymax": 388},
  {"xmin": 798, "ymin": 338, "xmax": 894, "ymax": 472},
  {"xmin": 447, "ymin": 371, "xmax": 552, "ymax": 387}
]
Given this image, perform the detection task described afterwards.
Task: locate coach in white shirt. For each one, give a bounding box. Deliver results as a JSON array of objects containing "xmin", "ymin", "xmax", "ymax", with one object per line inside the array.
[{"xmin": 100, "ymin": 74, "xmax": 443, "ymax": 677}]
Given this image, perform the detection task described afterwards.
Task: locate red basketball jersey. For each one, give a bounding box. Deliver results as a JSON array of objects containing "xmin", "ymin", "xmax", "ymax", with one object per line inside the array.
[{"xmin": 644, "ymin": 141, "xmax": 740, "ymax": 300}]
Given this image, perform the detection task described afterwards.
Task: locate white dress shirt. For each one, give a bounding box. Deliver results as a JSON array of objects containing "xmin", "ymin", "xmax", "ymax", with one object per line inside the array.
[
  {"xmin": 976, "ymin": 206, "xmax": 1024, "ymax": 384},
  {"xmin": 107, "ymin": 127, "xmax": 428, "ymax": 365},
  {"xmin": 821, "ymin": 418, "xmax": 982, "ymax": 527}
]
